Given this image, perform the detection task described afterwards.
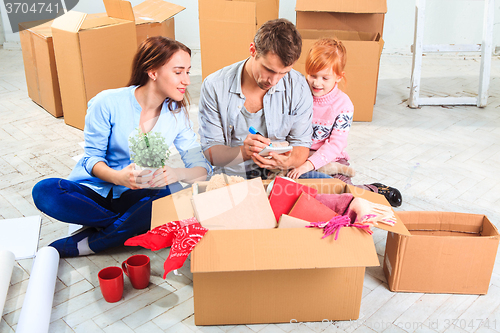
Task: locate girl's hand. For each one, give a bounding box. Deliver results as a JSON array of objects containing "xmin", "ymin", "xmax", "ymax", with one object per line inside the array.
[
  {"xmin": 115, "ymin": 164, "xmax": 153, "ymax": 189},
  {"xmin": 287, "ymin": 161, "xmax": 315, "ymax": 179},
  {"xmin": 149, "ymin": 165, "xmax": 180, "ymax": 187}
]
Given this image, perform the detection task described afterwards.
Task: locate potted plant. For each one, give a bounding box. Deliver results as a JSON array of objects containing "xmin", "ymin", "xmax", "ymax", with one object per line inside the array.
[{"xmin": 129, "ymin": 128, "xmax": 171, "ymax": 173}]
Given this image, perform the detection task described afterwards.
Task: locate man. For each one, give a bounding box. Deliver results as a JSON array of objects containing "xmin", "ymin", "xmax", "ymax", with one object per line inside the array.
[
  {"xmin": 197, "ymin": 18, "xmax": 403, "ymax": 206},
  {"xmin": 198, "ymin": 18, "xmax": 314, "ymax": 179}
]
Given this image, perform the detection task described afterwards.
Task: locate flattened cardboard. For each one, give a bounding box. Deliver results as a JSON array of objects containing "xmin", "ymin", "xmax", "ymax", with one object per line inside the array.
[
  {"xmin": 52, "ymin": 0, "xmax": 137, "ymax": 130},
  {"xmin": 191, "ymin": 178, "xmax": 276, "ymax": 230},
  {"xmin": 384, "ymin": 211, "xmax": 500, "ymax": 295},
  {"xmin": 198, "ymin": 0, "xmax": 279, "ymax": 79},
  {"xmin": 19, "ymin": 20, "xmax": 62, "ymax": 118}
]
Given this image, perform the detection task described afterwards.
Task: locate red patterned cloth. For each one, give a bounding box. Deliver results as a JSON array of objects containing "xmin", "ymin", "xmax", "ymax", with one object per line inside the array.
[{"xmin": 124, "ymin": 217, "xmax": 207, "ymax": 278}]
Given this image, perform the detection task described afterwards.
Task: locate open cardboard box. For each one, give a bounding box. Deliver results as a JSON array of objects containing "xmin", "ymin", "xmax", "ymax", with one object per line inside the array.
[
  {"xmin": 151, "ymin": 178, "xmax": 409, "ymax": 325},
  {"xmin": 295, "ymin": 0, "xmax": 387, "ymax": 122},
  {"xmin": 198, "ymin": 0, "xmax": 279, "ymax": 79},
  {"xmin": 49, "ymin": 0, "xmax": 183, "ymax": 130},
  {"xmin": 384, "ymin": 211, "xmax": 500, "ymax": 295}
]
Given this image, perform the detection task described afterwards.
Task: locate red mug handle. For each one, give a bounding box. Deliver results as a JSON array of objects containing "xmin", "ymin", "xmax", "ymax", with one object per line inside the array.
[{"xmin": 121, "ymin": 261, "xmax": 129, "ymax": 277}]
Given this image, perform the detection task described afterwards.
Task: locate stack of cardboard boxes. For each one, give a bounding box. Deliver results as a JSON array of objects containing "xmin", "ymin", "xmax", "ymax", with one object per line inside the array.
[{"xmin": 19, "ymin": 0, "xmax": 185, "ymax": 130}]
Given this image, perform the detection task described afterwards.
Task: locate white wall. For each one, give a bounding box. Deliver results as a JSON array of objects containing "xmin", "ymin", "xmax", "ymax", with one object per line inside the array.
[{"xmin": 1, "ymin": 0, "xmax": 499, "ymax": 54}]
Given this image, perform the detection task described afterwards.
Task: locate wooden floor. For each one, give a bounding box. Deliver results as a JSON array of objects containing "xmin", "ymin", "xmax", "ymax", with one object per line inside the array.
[{"xmin": 1, "ymin": 47, "xmax": 499, "ymax": 333}]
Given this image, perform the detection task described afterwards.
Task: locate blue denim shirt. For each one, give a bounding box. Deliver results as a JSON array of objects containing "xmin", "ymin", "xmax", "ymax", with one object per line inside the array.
[
  {"xmin": 198, "ymin": 59, "xmax": 313, "ymax": 174},
  {"xmin": 68, "ymin": 86, "xmax": 212, "ymax": 198}
]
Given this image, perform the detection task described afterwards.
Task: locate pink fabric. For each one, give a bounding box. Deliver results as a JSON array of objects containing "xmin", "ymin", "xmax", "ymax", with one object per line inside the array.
[
  {"xmin": 308, "ymin": 85, "xmax": 354, "ymax": 170},
  {"xmin": 124, "ymin": 217, "xmax": 207, "ymax": 278},
  {"xmin": 315, "ymin": 193, "xmax": 354, "ymax": 215},
  {"xmin": 307, "ymin": 215, "xmax": 373, "ymax": 240}
]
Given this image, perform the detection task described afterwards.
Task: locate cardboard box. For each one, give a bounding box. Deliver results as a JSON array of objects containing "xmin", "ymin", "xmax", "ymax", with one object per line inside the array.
[
  {"xmin": 295, "ymin": 0, "xmax": 387, "ymax": 122},
  {"xmin": 198, "ymin": 0, "xmax": 279, "ymax": 79},
  {"xmin": 133, "ymin": 0, "xmax": 185, "ymax": 46},
  {"xmin": 384, "ymin": 211, "xmax": 500, "ymax": 295},
  {"xmin": 19, "ymin": 20, "xmax": 63, "ymax": 118},
  {"xmin": 151, "ymin": 179, "xmax": 410, "ymax": 325},
  {"xmin": 51, "ymin": 0, "xmax": 138, "ymax": 130}
]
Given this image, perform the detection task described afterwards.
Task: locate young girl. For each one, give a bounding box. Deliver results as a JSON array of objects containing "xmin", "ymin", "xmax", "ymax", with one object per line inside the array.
[{"xmin": 287, "ymin": 38, "xmax": 402, "ymax": 207}]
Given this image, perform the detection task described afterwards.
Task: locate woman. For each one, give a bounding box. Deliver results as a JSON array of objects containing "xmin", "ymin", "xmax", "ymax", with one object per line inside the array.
[{"xmin": 32, "ymin": 37, "xmax": 212, "ymax": 257}]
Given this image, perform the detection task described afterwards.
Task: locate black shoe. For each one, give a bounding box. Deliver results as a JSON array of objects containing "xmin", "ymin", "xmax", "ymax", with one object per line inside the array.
[{"xmin": 370, "ymin": 183, "xmax": 402, "ymax": 207}]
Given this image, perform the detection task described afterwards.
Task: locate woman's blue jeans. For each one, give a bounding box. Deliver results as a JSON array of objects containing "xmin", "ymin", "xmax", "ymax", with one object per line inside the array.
[{"xmin": 32, "ymin": 178, "xmax": 183, "ymax": 253}]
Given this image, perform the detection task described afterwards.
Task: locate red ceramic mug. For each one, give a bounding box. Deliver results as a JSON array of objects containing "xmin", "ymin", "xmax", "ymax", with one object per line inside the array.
[
  {"xmin": 98, "ymin": 266, "xmax": 124, "ymax": 303},
  {"xmin": 122, "ymin": 254, "xmax": 150, "ymax": 289}
]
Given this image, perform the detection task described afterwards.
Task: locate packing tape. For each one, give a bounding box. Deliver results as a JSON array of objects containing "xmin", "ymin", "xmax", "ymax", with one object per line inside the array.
[{"xmin": 16, "ymin": 247, "xmax": 60, "ymax": 333}]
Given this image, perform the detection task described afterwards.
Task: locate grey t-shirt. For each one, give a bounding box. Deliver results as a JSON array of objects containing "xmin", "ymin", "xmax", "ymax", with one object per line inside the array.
[{"xmin": 228, "ymin": 105, "xmax": 267, "ymax": 175}]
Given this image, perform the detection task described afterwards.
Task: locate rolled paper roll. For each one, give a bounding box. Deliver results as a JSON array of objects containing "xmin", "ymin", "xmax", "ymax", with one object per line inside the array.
[
  {"xmin": 16, "ymin": 247, "xmax": 60, "ymax": 333},
  {"xmin": 0, "ymin": 250, "xmax": 15, "ymax": 316}
]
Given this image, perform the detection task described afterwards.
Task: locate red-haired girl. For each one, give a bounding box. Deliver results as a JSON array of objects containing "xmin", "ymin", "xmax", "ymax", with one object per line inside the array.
[{"xmin": 288, "ymin": 38, "xmax": 402, "ymax": 207}]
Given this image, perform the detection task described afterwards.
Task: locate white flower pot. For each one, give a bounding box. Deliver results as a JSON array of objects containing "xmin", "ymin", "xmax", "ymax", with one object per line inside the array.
[{"xmin": 134, "ymin": 164, "xmax": 161, "ymax": 175}]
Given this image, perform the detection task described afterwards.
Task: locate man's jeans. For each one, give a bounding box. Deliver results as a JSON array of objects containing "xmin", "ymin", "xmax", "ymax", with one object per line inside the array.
[{"xmin": 32, "ymin": 178, "xmax": 183, "ymax": 253}]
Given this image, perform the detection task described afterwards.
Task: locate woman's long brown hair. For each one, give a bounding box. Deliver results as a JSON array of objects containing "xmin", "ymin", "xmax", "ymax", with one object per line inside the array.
[{"xmin": 128, "ymin": 36, "xmax": 191, "ymax": 114}]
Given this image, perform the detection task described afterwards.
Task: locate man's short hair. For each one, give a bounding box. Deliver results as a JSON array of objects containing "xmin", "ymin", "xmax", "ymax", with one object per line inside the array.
[{"xmin": 253, "ymin": 18, "xmax": 302, "ymax": 67}]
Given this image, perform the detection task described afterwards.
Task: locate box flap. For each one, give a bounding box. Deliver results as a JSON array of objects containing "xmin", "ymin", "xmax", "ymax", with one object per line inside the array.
[
  {"xmin": 192, "ymin": 178, "xmax": 277, "ymax": 230},
  {"xmin": 80, "ymin": 16, "xmax": 129, "ymax": 30},
  {"xmin": 51, "ymin": 11, "xmax": 87, "ymax": 33},
  {"xmin": 151, "ymin": 187, "xmax": 194, "ymax": 229},
  {"xmin": 191, "ymin": 227, "xmax": 379, "ymax": 273},
  {"xmin": 104, "ymin": 0, "xmax": 135, "ymax": 21},
  {"xmin": 296, "ymin": 0, "xmax": 387, "ymax": 14},
  {"xmin": 19, "ymin": 20, "xmax": 53, "ymax": 38},
  {"xmin": 133, "ymin": 0, "xmax": 185, "ymax": 25}
]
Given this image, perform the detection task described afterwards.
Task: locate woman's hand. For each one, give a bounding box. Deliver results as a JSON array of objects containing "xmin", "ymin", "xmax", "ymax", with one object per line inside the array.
[
  {"xmin": 287, "ymin": 160, "xmax": 315, "ymax": 179},
  {"xmin": 115, "ymin": 164, "xmax": 154, "ymax": 189},
  {"xmin": 149, "ymin": 165, "xmax": 180, "ymax": 188}
]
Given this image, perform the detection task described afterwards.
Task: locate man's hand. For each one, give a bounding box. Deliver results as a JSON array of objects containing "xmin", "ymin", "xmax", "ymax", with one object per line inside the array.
[
  {"xmin": 252, "ymin": 151, "xmax": 292, "ymax": 170},
  {"xmin": 241, "ymin": 134, "xmax": 271, "ymax": 160}
]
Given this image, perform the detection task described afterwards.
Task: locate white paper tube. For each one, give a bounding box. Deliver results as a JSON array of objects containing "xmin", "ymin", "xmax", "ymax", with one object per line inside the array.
[
  {"xmin": 0, "ymin": 250, "xmax": 15, "ymax": 316},
  {"xmin": 16, "ymin": 247, "xmax": 59, "ymax": 333}
]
